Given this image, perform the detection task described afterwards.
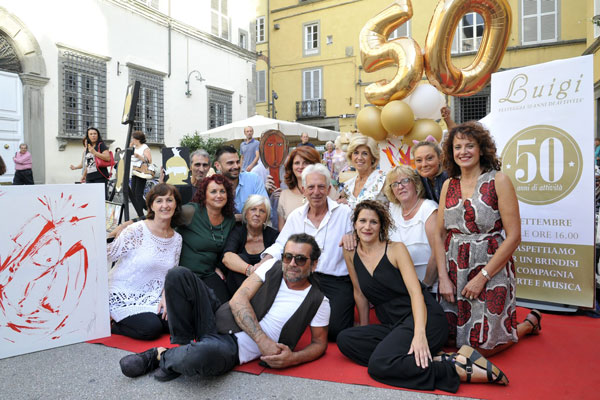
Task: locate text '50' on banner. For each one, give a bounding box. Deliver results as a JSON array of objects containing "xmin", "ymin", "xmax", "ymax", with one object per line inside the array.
[{"xmin": 487, "ymin": 55, "xmax": 595, "ymax": 308}]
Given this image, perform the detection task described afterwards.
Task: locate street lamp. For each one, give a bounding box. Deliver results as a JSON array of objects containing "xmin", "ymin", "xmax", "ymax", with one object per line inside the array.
[{"xmin": 185, "ymin": 70, "xmax": 205, "ymax": 97}]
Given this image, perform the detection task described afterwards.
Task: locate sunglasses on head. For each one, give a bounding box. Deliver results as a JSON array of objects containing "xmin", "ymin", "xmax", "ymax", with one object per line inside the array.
[{"xmin": 282, "ymin": 253, "xmax": 310, "ymax": 266}]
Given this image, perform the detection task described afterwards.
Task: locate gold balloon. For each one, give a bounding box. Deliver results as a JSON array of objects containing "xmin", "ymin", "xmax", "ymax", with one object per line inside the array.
[
  {"xmin": 380, "ymin": 100, "xmax": 414, "ymax": 136},
  {"xmin": 402, "ymin": 119, "xmax": 443, "ymax": 146},
  {"xmin": 424, "ymin": 0, "xmax": 512, "ymax": 97},
  {"xmin": 357, "ymin": 107, "xmax": 388, "ymax": 141},
  {"xmin": 359, "ymin": 1, "xmax": 423, "ymax": 105}
]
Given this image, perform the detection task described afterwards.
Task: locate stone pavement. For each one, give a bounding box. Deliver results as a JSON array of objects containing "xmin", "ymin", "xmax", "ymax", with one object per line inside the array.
[{"xmin": 0, "ymin": 342, "xmax": 474, "ymax": 400}]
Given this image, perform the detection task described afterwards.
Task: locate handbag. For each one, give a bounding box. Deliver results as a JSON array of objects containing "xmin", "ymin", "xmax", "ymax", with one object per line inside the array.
[
  {"xmin": 94, "ymin": 142, "xmax": 115, "ymax": 179},
  {"xmin": 132, "ymin": 162, "xmax": 157, "ymax": 179}
]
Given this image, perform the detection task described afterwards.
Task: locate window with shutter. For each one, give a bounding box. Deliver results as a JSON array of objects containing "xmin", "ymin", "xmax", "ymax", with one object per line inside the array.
[
  {"xmin": 256, "ymin": 70, "xmax": 266, "ymax": 103},
  {"xmin": 521, "ymin": 0, "xmax": 557, "ymax": 45}
]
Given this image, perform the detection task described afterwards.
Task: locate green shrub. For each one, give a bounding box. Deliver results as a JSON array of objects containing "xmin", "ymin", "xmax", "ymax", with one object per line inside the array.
[{"xmin": 179, "ymin": 133, "xmax": 226, "ymax": 161}]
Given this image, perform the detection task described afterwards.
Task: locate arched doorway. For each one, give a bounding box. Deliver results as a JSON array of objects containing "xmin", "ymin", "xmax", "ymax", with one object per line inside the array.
[
  {"xmin": 0, "ymin": 7, "xmax": 49, "ymax": 183},
  {"xmin": 0, "ymin": 33, "xmax": 24, "ymax": 183}
]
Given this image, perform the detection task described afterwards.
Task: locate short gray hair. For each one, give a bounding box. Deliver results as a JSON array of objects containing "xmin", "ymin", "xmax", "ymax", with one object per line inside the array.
[
  {"xmin": 241, "ymin": 194, "xmax": 271, "ymax": 224},
  {"xmin": 301, "ymin": 163, "xmax": 331, "ymax": 188},
  {"xmin": 190, "ymin": 149, "xmax": 210, "ymax": 162}
]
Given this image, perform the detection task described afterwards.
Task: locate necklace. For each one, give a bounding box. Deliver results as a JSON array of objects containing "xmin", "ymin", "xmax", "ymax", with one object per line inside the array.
[
  {"xmin": 210, "ymin": 223, "xmax": 224, "ymax": 244},
  {"xmin": 402, "ymin": 199, "xmax": 421, "ymax": 217}
]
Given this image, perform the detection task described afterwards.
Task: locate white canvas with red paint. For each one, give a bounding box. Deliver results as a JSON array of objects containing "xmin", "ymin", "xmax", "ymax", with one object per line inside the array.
[{"xmin": 0, "ymin": 184, "xmax": 110, "ymax": 359}]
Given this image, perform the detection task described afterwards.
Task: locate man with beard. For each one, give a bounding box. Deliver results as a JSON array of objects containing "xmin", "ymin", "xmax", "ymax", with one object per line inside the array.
[
  {"xmin": 118, "ymin": 234, "xmax": 330, "ymax": 381},
  {"xmin": 214, "ymin": 145, "xmax": 268, "ymax": 215}
]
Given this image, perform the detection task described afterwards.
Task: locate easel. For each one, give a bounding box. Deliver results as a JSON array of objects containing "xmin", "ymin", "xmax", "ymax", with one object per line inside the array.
[{"xmin": 110, "ymin": 81, "xmax": 141, "ymax": 223}]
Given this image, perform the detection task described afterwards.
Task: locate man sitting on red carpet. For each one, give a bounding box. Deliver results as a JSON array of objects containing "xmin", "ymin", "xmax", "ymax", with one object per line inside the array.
[{"xmin": 119, "ymin": 233, "xmax": 330, "ymax": 381}]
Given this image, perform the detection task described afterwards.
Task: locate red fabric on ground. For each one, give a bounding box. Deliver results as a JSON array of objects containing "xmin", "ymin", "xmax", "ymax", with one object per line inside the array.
[
  {"xmin": 263, "ymin": 307, "xmax": 600, "ymax": 399},
  {"xmin": 88, "ymin": 334, "xmax": 265, "ymax": 375},
  {"xmin": 90, "ymin": 307, "xmax": 600, "ymax": 398}
]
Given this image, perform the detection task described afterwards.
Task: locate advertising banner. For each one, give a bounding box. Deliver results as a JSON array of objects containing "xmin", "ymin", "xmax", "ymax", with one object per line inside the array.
[{"xmin": 488, "ymin": 56, "xmax": 595, "ymax": 307}]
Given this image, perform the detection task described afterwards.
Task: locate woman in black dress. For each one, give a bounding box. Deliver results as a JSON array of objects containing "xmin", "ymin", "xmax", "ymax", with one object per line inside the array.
[
  {"xmin": 337, "ymin": 200, "xmax": 509, "ymax": 393},
  {"xmin": 222, "ymin": 194, "xmax": 278, "ymax": 295}
]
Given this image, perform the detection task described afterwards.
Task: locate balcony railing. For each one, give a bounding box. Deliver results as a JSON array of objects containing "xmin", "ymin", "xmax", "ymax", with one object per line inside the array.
[{"xmin": 296, "ymin": 99, "xmax": 326, "ymax": 119}]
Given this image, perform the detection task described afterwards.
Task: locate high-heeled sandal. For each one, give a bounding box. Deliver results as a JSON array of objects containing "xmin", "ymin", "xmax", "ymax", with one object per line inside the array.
[
  {"xmin": 524, "ymin": 309, "xmax": 542, "ymax": 335},
  {"xmin": 457, "ymin": 345, "xmax": 509, "ymax": 385}
]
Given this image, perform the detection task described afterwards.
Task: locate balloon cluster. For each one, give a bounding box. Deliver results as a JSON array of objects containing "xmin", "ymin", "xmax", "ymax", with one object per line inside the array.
[
  {"xmin": 356, "ymin": 0, "xmax": 511, "ymax": 143},
  {"xmin": 357, "ymin": 83, "xmax": 444, "ymax": 145}
]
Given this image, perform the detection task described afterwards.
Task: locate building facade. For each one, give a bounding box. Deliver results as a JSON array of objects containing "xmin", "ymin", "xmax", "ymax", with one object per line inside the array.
[
  {"xmin": 0, "ymin": 0, "xmax": 257, "ymax": 184},
  {"xmin": 255, "ymin": 0, "xmax": 589, "ymax": 133}
]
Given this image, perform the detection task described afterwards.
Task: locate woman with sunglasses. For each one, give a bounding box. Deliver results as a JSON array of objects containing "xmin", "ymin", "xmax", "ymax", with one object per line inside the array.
[
  {"xmin": 337, "ymin": 200, "xmax": 509, "ymax": 392},
  {"xmin": 384, "ymin": 166, "xmax": 438, "ymax": 292}
]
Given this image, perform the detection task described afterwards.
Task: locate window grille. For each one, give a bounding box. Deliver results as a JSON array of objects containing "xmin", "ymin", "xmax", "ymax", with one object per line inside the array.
[
  {"xmin": 60, "ymin": 51, "xmax": 107, "ymax": 137},
  {"xmin": 208, "ymin": 88, "xmax": 232, "ymax": 129},
  {"xmin": 454, "ymin": 87, "xmax": 490, "ymax": 124},
  {"xmin": 129, "ymin": 67, "xmax": 164, "ymax": 143}
]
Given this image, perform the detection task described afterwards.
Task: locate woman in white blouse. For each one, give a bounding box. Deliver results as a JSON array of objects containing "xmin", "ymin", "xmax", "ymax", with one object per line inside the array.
[
  {"xmin": 339, "ymin": 135, "xmax": 387, "ymax": 209},
  {"xmin": 107, "ymin": 183, "xmax": 183, "ymax": 340},
  {"xmin": 384, "ymin": 165, "xmax": 438, "ymax": 292}
]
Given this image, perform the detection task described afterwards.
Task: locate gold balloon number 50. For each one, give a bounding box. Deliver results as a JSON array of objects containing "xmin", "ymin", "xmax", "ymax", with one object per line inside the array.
[{"xmin": 360, "ymin": 0, "xmax": 511, "ymax": 105}]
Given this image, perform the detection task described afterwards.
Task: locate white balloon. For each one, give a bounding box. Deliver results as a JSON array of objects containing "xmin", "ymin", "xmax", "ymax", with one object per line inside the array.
[
  {"xmin": 424, "ymin": 91, "xmax": 447, "ymax": 120},
  {"xmin": 408, "ymin": 84, "xmax": 445, "ymax": 120}
]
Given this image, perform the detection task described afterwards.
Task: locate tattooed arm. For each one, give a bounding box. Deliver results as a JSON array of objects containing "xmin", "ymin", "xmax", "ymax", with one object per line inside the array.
[{"xmin": 230, "ymin": 270, "xmax": 281, "ymax": 357}]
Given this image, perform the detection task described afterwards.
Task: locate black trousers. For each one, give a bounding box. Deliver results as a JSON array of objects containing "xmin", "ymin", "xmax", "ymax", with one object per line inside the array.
[
  {"xmin": 86, "ymin": 175, "xmax": 108, "ymax": 199},
  {"xmin": 337, "ymin": 315, "xmax": 460, "ymax": 393},
  {"xmin": 202, "ymin": 272, "xmax": 231, "ymax": 304},
  {"xmin": 313, "ymin": 272, "xmax": 354, "ymax": 341},
  {"xmin": 13, "ymin": 169, "xmax": 33, "ymax": 185},
  {"xmin": 111, "ymin": 312, "xmax": 169, "ymax": 340},
  {"xmin": 159, "ymin": 266, "xmax": 239, "ymax": 377},
  {"xmin": 130, "ymin": 175, "xmax": 147, "ymax": 217}
]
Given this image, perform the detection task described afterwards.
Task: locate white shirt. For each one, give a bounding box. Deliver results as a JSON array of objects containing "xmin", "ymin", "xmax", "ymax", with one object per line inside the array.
[
  {"xmin": 235, "ymin": 259, "xmax": 331, "ymax": 364},
  {"xmin": 263, "ymin": 197, "xmax": 352, "ymax": 277},
  {"xmin": 389, "ymin": 199, "xmax": 438, "ymax": 290}
]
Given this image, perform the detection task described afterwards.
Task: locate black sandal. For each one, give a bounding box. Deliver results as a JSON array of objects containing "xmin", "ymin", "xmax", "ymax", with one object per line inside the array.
[
  {"xmin": 524, "ymin": 309, "xmax": 542, "ymax": 335},
  {"xmin": 457, "ymin": 345, "xmax": 509, "ymax": 385}
]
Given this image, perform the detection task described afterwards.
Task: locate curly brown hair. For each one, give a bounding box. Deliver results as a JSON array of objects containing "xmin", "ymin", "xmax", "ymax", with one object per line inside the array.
[
  {"xmin": 442, "ymin": 121, "xmax": 501, "ymax": 178},
  {"xmin": 284, "ymin": 146, "xmax": 321, "ymax": 189},
  {"xmin": 352, "ymin": 200, "xmax": 393, "ymax": 243},
  {"xmin": 145, "ymin": 183, "xmax": 183, "ymax": 227},
  {"xmin": 191, "ymin": 174, "xmax": 235, "ymax": 217}
]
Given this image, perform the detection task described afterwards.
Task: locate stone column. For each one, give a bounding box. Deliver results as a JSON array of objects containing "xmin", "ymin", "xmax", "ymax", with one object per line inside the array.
[{"xmin": 19, "ymin": 73, "xmax": 49, "ymax": 184}]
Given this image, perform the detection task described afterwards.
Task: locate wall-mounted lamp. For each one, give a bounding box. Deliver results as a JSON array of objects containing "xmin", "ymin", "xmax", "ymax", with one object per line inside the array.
[
  {"xmin": 274, "ymin": 23, "xmax": 280, "ymax": 30},
  {"xmin": 185, "ymin": 70, "xmax": 205, "ymax": 97}
]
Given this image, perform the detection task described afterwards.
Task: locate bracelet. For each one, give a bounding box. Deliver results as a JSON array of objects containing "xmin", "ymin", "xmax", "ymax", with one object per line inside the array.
[
  {"xmin": 481, "ymin": 269, "xmax": 491, "ymax": 281},
  {"xmin": 245, "ymin": 264, "xmax": 253, "ymax": 276}
]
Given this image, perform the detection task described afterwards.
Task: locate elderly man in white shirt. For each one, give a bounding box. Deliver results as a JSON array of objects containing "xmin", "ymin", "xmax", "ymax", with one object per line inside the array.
[{"xmin": 259, "ymin": 163, "xmax": 354, "ymax": 341}]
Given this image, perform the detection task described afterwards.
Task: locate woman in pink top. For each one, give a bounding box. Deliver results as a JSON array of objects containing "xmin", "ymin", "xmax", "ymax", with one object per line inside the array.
[{"xmin": 13, "ymin": 143, "xmax": 33, "ymax": 185}]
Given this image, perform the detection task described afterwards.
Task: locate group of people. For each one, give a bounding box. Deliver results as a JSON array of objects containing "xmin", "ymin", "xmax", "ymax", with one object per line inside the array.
[{"xmin": 111, "ymin": 120, "xmax": 542, "ymax": 393}]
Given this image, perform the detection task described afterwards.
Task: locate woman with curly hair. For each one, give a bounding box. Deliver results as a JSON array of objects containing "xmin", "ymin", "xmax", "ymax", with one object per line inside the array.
[
  {"xmin": 177, "ymin": 174, "xmax": 236, "ymax": 303},
  {"xmin": 434, "ymin": 121, "xmax": 541, "ymax": 356},
  {"xmin": 338, "ymin": 200, "xmax": 509, "ymax": 392}
]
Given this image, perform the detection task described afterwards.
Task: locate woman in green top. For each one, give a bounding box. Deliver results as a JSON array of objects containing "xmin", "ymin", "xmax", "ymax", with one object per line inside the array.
[{"xmin": 177, "ymin": 174, "xmax": 236, "ymax": 303}]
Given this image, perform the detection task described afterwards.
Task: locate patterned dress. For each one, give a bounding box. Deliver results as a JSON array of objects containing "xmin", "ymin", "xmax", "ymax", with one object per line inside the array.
[{"xmin": 440, "ymin": 170, "xmax": 518, "ymax": 349}]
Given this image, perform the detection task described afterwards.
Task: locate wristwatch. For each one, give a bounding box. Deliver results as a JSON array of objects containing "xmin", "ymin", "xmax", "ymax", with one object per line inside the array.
[{"xmin": 481, "ymin": 269, "xmax": 491, "ymax": 281}]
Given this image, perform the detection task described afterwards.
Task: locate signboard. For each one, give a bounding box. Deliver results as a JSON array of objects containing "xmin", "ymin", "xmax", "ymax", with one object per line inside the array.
[
  {"xmin": 0, "ymin": 184, "xmax": 110, "ymax": 358},
  {"xmin": 488, "ymin": 56, "xmax": 595, "ymax": 307}
]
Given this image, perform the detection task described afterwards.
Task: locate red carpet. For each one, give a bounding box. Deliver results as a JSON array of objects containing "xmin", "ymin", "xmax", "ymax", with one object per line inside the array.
[{"xmin": 90, "ymin": 307, "xmax": 600, "ymax": 399}]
